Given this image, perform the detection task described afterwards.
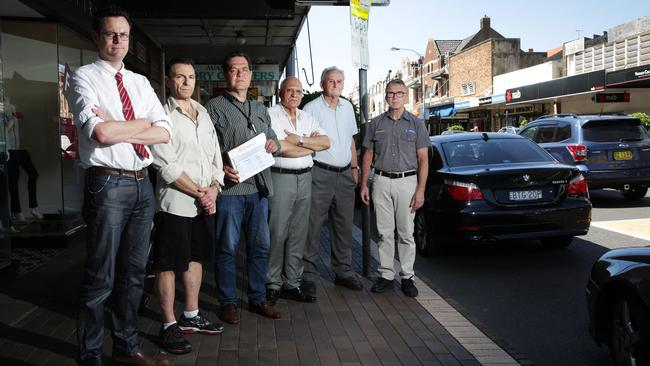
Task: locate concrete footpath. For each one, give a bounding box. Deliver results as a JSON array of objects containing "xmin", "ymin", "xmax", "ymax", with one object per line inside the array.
[{"xmin": 0, "ymin": 224, "xmax": 520, "ymax": 365}]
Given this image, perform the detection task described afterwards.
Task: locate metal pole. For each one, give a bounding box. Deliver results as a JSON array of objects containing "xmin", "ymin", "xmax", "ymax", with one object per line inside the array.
[
  {"xmin": 359, "ymin": 68, "xmax": 371, "ymax": 277},
  {"xmin": 285, "ymin": 48, "xmax": 297, "ymax": 77},
  {"xmin": 420, "ymin": 60, "xmax": 425, "ymax": 122}
]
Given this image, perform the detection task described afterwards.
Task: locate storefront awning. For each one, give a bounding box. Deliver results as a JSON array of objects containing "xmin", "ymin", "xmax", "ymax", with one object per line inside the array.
[
  {"xmin": 606, "ymin": 65, "xmax": 650, "ymax": 88},
  {"xmin": 428, "ymin": 105, "xmax": 455, "ymax": 117},
  {"xmin": 505, "ymin": 70, "xmax": 605, "ymax": 105}
]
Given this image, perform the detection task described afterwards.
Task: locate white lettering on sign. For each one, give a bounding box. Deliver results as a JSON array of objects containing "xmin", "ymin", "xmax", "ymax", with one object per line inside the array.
[{"xmin": 634, "ymin": 69, "xmax": 650, "ymax": 78}]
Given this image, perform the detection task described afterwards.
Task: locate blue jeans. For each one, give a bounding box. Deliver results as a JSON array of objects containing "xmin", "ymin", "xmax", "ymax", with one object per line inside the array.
[
  {"xmin": 77, "ymin": 172, "xmax": 155, "ymax": 365},
  {"xmin": 214, "ymin": 193, "xmax": 270, "ymax": 306}
]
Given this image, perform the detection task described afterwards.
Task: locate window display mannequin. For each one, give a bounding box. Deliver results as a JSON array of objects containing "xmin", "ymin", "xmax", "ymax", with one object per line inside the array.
[{"xmin": 4, "ymin": 98, "xmax": 42, "ymax": 223}]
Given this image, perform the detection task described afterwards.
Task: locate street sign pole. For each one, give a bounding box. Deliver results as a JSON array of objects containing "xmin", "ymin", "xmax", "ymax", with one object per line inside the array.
[{"xmin": 351, "ymin": 0, "xmax": 371, "ymax": 276}]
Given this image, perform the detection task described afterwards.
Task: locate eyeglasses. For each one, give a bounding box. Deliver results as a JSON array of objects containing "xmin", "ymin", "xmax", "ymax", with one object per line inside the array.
[
  {"xmin": 101, "ymin": 32, "xmax": 130, "ymax": 41},
  {"xmin": 386, "ymin": 91, "xmax": 406, "ymax": 98}
]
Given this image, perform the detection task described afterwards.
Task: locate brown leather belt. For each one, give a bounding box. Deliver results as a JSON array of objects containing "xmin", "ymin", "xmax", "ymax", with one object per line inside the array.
[{"xmin": 88, "ymin": 166, "xmax": 148, "ymax": 180}]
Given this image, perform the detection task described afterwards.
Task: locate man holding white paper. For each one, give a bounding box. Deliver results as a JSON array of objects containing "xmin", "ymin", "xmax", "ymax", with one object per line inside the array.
[{"xmin": 205, "ymin": 52, "xmax": 281, "ymax": 324}]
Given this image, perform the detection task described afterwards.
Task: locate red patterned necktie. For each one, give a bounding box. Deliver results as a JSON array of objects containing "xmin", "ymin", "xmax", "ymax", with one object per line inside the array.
[{"xmin": 115, "ymin": 72, "xmax": 149, "ymax": 158}]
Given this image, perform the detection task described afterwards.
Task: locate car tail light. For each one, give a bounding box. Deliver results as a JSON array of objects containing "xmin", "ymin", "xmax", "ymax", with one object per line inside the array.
[
  {"xmin": 566, "ymin": 144, "xmax": 588, "ymax": 162},
  {"xmin": 568, "ymin": 174, "xmax": 589, "ymax": 198},
  {"xmin": 445, "ymin": 180, "xmax": 484, "ymax": 201}
]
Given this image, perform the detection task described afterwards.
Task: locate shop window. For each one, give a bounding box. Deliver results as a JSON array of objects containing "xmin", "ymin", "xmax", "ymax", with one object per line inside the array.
[{"xmin": 0, "ymin": 20, "xmax": 94, "ymax": 239}]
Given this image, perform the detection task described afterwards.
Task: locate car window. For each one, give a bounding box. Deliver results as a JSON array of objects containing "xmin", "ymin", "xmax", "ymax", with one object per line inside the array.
[
  {"xmin": 442, "ymin": 138, "xmax": 554, "ymax": 167},
  {"xmin": 520, "ymin": 126, "xmax": 537, "ymax": 140},
  {"xmin": 555, "ymin": 124, "xmax": 572, "ymax": 141},
  {"xmin": 536, "ymin": 125, "xmax": 557, "ymax": 143},
  {"xmin": 582, "ymin": 119, "xmax": 647, "ymax": 142}
]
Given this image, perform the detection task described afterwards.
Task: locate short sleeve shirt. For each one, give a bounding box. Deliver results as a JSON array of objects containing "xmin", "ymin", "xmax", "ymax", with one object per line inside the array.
[
  {"xmin": 268, "ymin": 104, "xmax": 327, "ymax": 169},
  {"xmin": 303, "ymin": 95, "xmax": 357, "ymax": 167},
  {"xmin": 362, "ymin": 110, "xmax": 430, "ymax": 172}
]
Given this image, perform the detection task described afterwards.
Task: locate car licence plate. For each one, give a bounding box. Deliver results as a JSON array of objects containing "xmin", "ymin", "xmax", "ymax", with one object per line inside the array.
[
  {"xmin": 509, "ymin": 190, "xmax": 542, "ymax": 201},
  {"xmin": 613, "ymin": 150, "xmax": 633, "ymax": 160}
]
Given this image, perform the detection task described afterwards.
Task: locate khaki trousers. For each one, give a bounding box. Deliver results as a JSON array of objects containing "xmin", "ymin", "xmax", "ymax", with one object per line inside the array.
[{"xmin": 371, "ymin": 174, "xmax": 417, "ymax": 280}]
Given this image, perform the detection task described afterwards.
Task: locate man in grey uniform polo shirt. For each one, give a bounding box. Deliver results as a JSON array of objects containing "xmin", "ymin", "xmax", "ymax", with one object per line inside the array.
[
  {"xmin": 360, "ymin": 79, "xmax": 430, "ymax": 297},
  {"xmin": 302, "ymin": 67, "xmax": 364, "ymax": 294},
  {"xmin": 266, "ymin": 76, "xmax": 329, "ymax": 305}
]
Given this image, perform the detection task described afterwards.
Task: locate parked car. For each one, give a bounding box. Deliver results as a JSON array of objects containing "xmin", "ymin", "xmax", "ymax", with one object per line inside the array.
[
  {"xmin": 586, "ymin": 246, "xmax": 650, "ymax": 366},
  {"xmin": 497, "ymin": 126, "xmax": 520, "ymax": 134},
  {"xmin": 519, "ymin": 114, "xmax": 650, "ymax": 200},
  {"xmin": 414, "ymin": 133, "xmax": 592, "ymax": 256}
]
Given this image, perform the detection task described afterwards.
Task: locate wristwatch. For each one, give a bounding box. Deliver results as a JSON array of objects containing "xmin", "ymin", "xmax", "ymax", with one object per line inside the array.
[{"xmin": 298, "ymin": 135, "xmax": 304, "ymax": 147}]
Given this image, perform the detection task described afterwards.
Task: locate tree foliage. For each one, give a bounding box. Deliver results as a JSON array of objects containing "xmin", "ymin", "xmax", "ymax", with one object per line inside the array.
[
  {"xmin": 448, "ymin": 124, "xmax": 464, "ymax": 131},
  {"xmin": 629, "ymin": 112, "xmax": 650, "ymax": 128}
]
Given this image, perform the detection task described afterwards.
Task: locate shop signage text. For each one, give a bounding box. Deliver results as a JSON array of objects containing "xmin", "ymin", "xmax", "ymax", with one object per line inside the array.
[
  {"xmin": 594, "ymin": 92, "xmax": 630, "ymax": 103},
  {"xmin": 506, "ymin": 89, "xmax": 521, "ymax": 103},
  {"xmin": 195, "ymin": 64, "xmax": 280, "ymax": 81},
  {"xmin": 478, "ymin": 96, "xmax": 492, "ymax": 105}
]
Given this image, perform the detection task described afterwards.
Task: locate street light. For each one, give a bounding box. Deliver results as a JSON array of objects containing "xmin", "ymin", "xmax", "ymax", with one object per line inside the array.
[{"xmin": 390, "ymin": 47, "xmax": 426, "ymax": 121}]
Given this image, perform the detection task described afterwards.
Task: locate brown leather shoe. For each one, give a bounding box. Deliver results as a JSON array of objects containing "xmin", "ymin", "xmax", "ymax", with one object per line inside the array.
[
  {"xmin": 250, "ymin": 300, "xmax": 281, "ymax": 319},
  {"xmin": 219, "ymin": 303, "xmax": 239, "ymax": 324},
  {"xmin": 111, "ymin": 351, "xmax": 170, "ymax": 366}
]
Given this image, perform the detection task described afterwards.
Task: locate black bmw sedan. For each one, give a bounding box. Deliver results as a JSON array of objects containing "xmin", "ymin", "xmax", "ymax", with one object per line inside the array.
[
  {"xmin": 414, "ymin": 133, "xmax": 592, "ymax": 256},
  {"xmin": 586, "ymin": 247, "xmax": 650, "ymax": 366}
]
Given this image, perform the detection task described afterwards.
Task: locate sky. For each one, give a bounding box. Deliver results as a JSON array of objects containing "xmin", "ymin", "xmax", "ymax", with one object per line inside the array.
[{"xmin": 293, "ymin": 0, "xmax": 650, "ymax": 96}]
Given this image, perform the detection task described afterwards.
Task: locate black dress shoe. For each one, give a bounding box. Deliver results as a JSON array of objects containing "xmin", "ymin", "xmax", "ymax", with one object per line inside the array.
[
  {"xmin": 301, "ymin": 279, "xmax": 317, "ymax": 296},
  {"xmin": 371, "ymin": 277, "xmax": 394, "ymax": 293},
  {"xmin": 266, "ymin": 288, "xmax": 280, "ymax": 305},
  {"xmin": 280, "ymin": 286, "xmax": 317, "ymax": 303},
  {"xmin": 250, "ymin": 300, "xmax": 282, "ymax": 319},
  {"xmin": 334, "ymin": 275, "xmax": 364, "ymax": 291},
  {"xmin": 112, "ymin": 351, "xmax": 170, "ymax": 366}
]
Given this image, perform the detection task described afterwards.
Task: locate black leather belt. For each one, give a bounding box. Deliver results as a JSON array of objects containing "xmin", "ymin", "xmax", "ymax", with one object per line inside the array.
[
  {"xmin": 375, "ymin": 169, "xmax": 417, "ymax": 179},
  {"xmin": 313, "ymin": 161, "xmax": 350, "ymax": 172},
  {"xmin": 89, "ymin": 166, "xmax": 148, "ymax": 180},
  {"xmin": 271, "ymin": 166, "xmax": 311, "ymax": 175}
]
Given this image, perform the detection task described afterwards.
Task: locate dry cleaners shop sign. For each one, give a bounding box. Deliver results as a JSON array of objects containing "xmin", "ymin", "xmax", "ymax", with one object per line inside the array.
[{"xmin": 195, "ymin": 64, "xmax": 280, "ymax": 81}]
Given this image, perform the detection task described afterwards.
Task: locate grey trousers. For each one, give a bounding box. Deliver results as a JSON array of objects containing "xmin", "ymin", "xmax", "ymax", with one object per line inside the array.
[
  {"xmin": 303, "ymin": 165, "xmax": 356, "ymax": 281},
  {"xmin": 267, "ymin": 171, "xmax": 312, "ymax": 290}
]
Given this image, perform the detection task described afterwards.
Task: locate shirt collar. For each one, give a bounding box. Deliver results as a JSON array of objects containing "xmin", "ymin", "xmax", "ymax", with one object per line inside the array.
[
  {"xmin": 383, "ymin": 109, "xmax": 417, "ymax": 122},
  {"xmin": 94, "ymin": 58, "xmax": 125, "ymax": 75},
  {"xmin": 167, "ymin": 96, "xmax": 205, "ymax": 114},
  {"xmin": 320, "ymin": 94, "xmax": 342, "ymax": 110}
]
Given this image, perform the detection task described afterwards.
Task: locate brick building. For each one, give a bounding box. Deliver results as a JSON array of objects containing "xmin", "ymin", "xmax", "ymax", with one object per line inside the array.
[{"xmin": 446, "ymin": 16, "xmax": 546, "ymax": 131}]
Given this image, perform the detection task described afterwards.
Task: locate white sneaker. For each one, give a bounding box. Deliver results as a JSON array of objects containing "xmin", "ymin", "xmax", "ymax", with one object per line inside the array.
[
  {"xmin": 11, "ymin": 212, "xmax": 27, "ymax": 223},
  {"xmin": 30, "ymin": 207, "xmax": 43, "ymax": 220}
]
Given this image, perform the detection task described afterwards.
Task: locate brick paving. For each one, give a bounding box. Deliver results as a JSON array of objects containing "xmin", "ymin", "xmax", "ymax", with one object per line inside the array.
[{"xmin": 0, "ymin": 224, "xmax": 515, "ymax": 365}]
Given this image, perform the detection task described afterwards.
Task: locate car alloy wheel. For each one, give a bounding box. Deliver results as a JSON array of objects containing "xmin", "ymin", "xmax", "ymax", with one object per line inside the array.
[
  {"xmin": 610, "ymin": 295, "xmax": 649, "ymax": 366},
  {"xmin": 414, "ymin": 211, "xmax": 443, "ymax": 257}
]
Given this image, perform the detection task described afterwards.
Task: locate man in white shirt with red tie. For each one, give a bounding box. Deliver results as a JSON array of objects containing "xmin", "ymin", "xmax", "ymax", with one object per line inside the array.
[{"xmin": 65, "ymin": 6, "xmax": 171, "ymax": 366}]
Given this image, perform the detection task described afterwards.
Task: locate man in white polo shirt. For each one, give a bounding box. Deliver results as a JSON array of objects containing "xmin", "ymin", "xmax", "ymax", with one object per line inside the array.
[
  {"xmin": 302, "ymin": 67, "xmax": 363, "ymax": 295},
  {"xmin": 266, "ymin": 76, "xmax": 329, "ymax": 305}
]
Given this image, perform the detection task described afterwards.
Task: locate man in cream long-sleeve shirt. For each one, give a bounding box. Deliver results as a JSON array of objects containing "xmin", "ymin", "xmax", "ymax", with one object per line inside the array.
[{"xmin": 151, "ymin": 58, "xmax": 225, "ymax": 355}]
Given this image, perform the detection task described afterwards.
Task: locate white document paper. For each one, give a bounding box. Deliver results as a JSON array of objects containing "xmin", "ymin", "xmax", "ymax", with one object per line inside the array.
[{"xmin": 227, "ymin": 133, "xmax": 275, "ymax": 182}]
